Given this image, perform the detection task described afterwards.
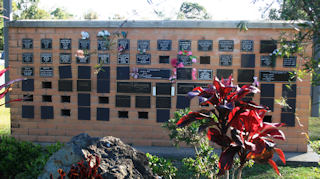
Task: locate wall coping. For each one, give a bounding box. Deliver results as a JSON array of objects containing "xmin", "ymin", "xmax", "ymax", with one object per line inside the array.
[{"xmin": 6, "ymin": 20, "xmax": 304, "ymax": 29}]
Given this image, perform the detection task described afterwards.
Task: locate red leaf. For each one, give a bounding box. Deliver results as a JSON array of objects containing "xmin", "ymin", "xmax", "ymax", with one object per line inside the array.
[
  {"xmin": 207, "ymin": 128, "xmax": 231, "ymax": 147},
  {"xmin": 261, "ymin": 128, "xmax": 286, "ymax": 140},
  {"xmin": 218, "ymin": 146, "xmax": 241, "ymax": 175},
  {"xmin": 274, "ymin": 148, "xmax": 286, "ymax": 164},
  {"xmin": 0, "ymin": 67, "xmax": 8, "ymax": 77},
  {"xmin": 176, "ymin": 110, "xmax": 210, "ymax": 127},
  {"xmin": 268, "ymin": 159, "xmax": 281, "ymax": 176}
]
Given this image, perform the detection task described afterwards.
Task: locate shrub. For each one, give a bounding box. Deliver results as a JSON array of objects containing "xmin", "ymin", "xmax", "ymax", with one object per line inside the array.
[{"xmin": 146, "ymin": 153, "xmax": 177, "ymax": 179}]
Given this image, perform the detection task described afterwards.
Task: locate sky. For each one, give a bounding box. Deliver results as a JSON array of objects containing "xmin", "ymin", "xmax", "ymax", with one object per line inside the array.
[{"xmin": 38, "ymin": 0, "xmax": 279, "ymax": 20}]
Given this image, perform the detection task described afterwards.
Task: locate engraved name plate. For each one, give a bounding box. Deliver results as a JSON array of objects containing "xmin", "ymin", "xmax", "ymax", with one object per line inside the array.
[
  {"xmin": 22, "ymin": 53, "xmax": 33, "ymax": 63},
  {"xmin": 241, "ymin": 40, "xmax": 254, "ymax": 52},
  {"xmin": 97, "ymin": 40, "xmax": 109, "ymax": 50},
  {"xmin": 41, "ymin": 39, "xmax": 52, "ymax": 49},
  {"xmin": 98, "ymin": 53, "xmax": 110, "ymax": 64},
  {"xmin": 260, "ymin": 70, "xmax": 294, "ymax": 82},
  {"xmin": 21, "ymin": 67, "xmax": 33, "ymax": 76},
  {"xmin": 41, "ymin": 53, "xmax": 52, "ymax": 63},
  {"xmin": 178, "ymin": 55, "xmax": 192, "ymax": 66},
  {"xmin": 179, "ymin": 40, "xmax": 191, "ymax": 51},
  {"xmin": 60, "ymin": 39, "xmax": 71, "ymax": 50},
  {"xmin": 283, "ymin": 56, "xmax": 296, "ymax": 67},
  {"xmin": 198, "ymin": 40, "xmax": 213, "ymax": 51},
  {"xmin": 118, "ymin": 53, "xmax": 129, "ymax": 64},
  {"xmin": 261, "ymin": 55, "xmax": 274, "ymax": 67},
  {"xmin": 138, "ymin": 68, "xmax": 171, "ymax": 79},
  {"xmin": 136, "ymin": 54, "xmax": 151, "ymax": 65},
  {"xmin": 118, "ymin": 39, "xmax": 130, "ymax": 50},
  {"xmin": 40, "ymin": 67, "xmax": 53, "ymax": 77},
  {"xmin": 219, "ymin": 40, "xmax": 234, "ymax": 52},
  {"xmin": 22, "ymin": 39, "xmax": 33, "ymax": 49},
  {"xmin": 220, "ymin": 55, "xmax": 232, "ymax": 66},
  {"xmin": 198, "ymin": 69, "xmax": 213, "ymax": 80},
  {"xmin": 60, "ymin": 53, "xmax": 72, "ymax": 64},
  {"xmin": 79, "ymin": 39, "xmax": 90, "ymax": 50},
  {"xmin": 157, "ymin": 40, "xmax": 172, "ymax": 51},
  {"xmin": 137, "ymin": 40, "xmax": 150, "ymax": 51}
]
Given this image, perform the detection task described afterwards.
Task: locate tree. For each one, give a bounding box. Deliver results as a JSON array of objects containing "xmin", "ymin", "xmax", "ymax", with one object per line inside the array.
[
  {"xmin": 50, "ymin": 8, "xmax": 73, "ymax": 19},
  {"xmin": 83, "ymin": 10, "xmax": 98, "ymax": 20},
  {"xmin": 177, "ymin": 2, "xmax": 211, "ymax": 20},
  {"xmin": 13, "ymin": 0, "xmax": 50, "ymax": 20}
]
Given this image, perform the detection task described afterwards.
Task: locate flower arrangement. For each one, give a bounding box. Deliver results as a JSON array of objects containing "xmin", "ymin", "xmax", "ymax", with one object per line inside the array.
[{"xmin": 178, "ymin": 50, "xmax": 197, "ymax": 63}]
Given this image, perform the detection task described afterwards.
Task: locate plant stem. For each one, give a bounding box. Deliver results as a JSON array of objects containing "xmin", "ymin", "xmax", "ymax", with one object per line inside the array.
[
  {"xmin": 226, "ymin": 170, "xmax": 229, "ymax": 179},
  {"xmin": 236, "ymin": 166, "xmax": 243, "ymax": 179}
]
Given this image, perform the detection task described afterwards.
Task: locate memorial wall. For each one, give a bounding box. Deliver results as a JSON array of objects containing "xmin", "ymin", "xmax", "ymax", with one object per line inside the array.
[{"xmin": 7, "ymin": 21, "xmax": 311, "ymax": 152}]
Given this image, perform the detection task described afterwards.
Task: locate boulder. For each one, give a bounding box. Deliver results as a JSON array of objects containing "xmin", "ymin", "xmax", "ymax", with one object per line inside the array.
[{"xmin": 38, "ymin": 133, "xmax": 155, "ymax": 179}]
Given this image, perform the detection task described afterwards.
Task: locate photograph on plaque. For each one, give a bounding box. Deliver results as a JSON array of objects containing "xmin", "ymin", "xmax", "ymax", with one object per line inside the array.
[
  {"xmin": 216, "ymin": 69, "xmax": 233, "ymax": 79},
  {"xmin": 116, "ymin": 95, "xmax": 130, "ymax": 107},
  {"xmin": 41, "ymin": 53, "xmax": 52, "ymax": 64},
  {"xmin": 22, "ymin": 53, "xmax": 33, "ymax": 63},
  {"xmin": 118, "ymin": 53, "xmax": 129, "ymax": 64},
  {"xmin": 178, "ymin": 55, "xmax": 192, "ymax": 66},
  {"xmin": 136, "ymin": 96, "xmax": 150, "ymax": 108},
  {"xmin": 179, "ymin": 40, "xmax": 191, "ymax": 51},
  {"xmin": 260, "ymin": 71, "xmax": 294, "ymax": 82},
  {"xmin": 60, "ymin": 39, "xmax": 71, "ymax": 50},
  {"xmin": 138, "ymin": 68, "xmax": 171, "ymax": 79},
  {"xmin": 177, "ymin": 83, "xmax": 195, "ymax": 94},
  {"xmin": 136, "ymin": 54, "xmax": 151, "ymax": 65},
  {"xmin": 22, "ymin": 39, "xmax": 33, "ymax": 49},
  {"xmin": 260, "ymin": 55, "xmax": 275, "ymax": 67},
  {"xmin": 283, "ymin": 56, "xmax": 297, "ymax": 67},
  {"xmin": 60, "ymin": 53, "xmax": 71, "ymax": 64},
  {"xmin": 157, "ymin": 40, "xmax": 172, "ymax": 51},
  {"xmin": 21, "ymin": 67, "xmax": 33, "ymax": 76},
  {"xmin": 219, "ymin": 40, "xmax": 234, "ymax": 52},
  {"xmin": 76, "ymin": 55, "xmax": 90, "ymax": 64},
  {"xmin": 98, "ymin": 53, "xmax": 110, "ymax": 64},
  {"xmin": 241, "ymin": 54, "xmax": 255, "ymax": 68},
  {"xmin": 118, "ymin": 39, "xmax": 130, "ymax": 51},
  {"xmin": 137, "ymin": 40, "xmax": 150, "ymax": 51},
  {"xmin": 41, "ymin": 39, "xmax": 52, "ymax": 49},
  {"xmin": 40, "ymin": 67, "xmax": 53, "ymax": 77},
  {"xmin": 200, "ymin": 56, "xmax": 210, "ymax": 64},
  {"xmin": 198, "ymin": 69, "xmax": 212, "ymax": 80},
  {"xmin": 97, "ymin": 39, "xmax": 109, "ymax": 50},
  {"xmin": 77, "ymin": 80, "xmax": 91, "ymax": 91},
  {"xmin": 133, "ymin": 82, "xmax": 151, "ymax": 93},
  {"xmin": 219, "ymin": 55, "xmax": 232, "ymax": 66},
  {"xmin": 78, "ymin": 39, "xmax": 90, "ymax": 50},
  {"xmin": 58, "ymin": 80, "xmax": 72, "ymax": 91},
  {"xmin": 159, "ymin": 56, "xmax": 170, "ymax": 64},
  {"xmin": 238, "ymin": 69, "xmax": 254, "ymax": 82},
  {"xmin": 177, "ymin": 68, "xmax": 192, "ymax": 80},
  {"xmin": 156, "ymin": 97, "xmax": 171, "ymax": 108},
  {"xmin": 240, "ymin": 40, "xmax": 254, "ymax": 52},
  {"xmin": 260, "ymin": 40, "xmax": 277, "ymax": 53},
  {"xmin": 156, "ymin": 83, "xmax": 171, "ymax": 95},
  {"xmin": 198, "ymin": 40, "xmax": 213, "ymax": 51}
]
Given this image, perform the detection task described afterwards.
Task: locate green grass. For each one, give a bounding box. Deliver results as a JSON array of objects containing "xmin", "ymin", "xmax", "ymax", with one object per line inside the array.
[
  {"xmin": 0, "ymin": 65, "xmax": 10, "ymax": 135},
  {"xmin": 309, "ymin": 117, "xmax": 320, "ymax": 141}
]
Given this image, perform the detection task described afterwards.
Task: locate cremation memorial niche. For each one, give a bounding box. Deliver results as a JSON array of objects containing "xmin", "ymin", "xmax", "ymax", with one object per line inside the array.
[
  {"xmin": 137, "ymin": 40, "xmax": 150, "ymax": 52},
  {"xmin": 260, "ymin": 40, "xmax": 277, "ymax": 53},
  {"xmin": 241, "ymin": 54, "xmax": 255, "ymax": 68},
  {"xmin": 177, "ymin": 68, "xmax": 192, "ymax": 80},
  {"xmin": 98, "ymin": 54, "xmax": 110, "ymax": 64},
  {"xmin": 21, "ymin": 67, "xmax": 33, "ymax": 76},
  {"xmin": 117, "ymin": 67, "xmax": 130, "ymax": 80},
  {"xmin": 219, "ymin": 40, "xmax": 234, "ymax": 52},
  {"xmin": 58, "ymin": 80, "xmax": 72, "ymax": 91},
  {"xmin": 259, "ymin": 71, "xmax": 294, "ymax": 82},
  {"xmin": 216, "ymin": 69, "xmax": 233, "ymax": 79},
  {"xmin": 22, "ymin": 53, "xmax": 33, "ymax": 63},
  {"xmin": 22, "ymin": 39, "xmax": 33, "ymax": 49},
  {"xmin": 178, "ymin": 55, "xmax": 192, "ymax": 66},
  {"xmin": 238, "ymin": 69, "xmax": 254, "ymax": 82},
  {"xmin": 137, "ymin": 68, "xmax": 171, "ymax": 79},
  {"xmin": 179, "ymin": 40, "xmax": 191, "ymax": 51},
  {"xmin": 177, "ymin": 83, "xmax": 195, "ymax": 94},
  {"xmin": 156, "ymin": 83, "xmax": 171, "ymax": 95},
  {"xmin": 41, "ymin": 53, "xmax": 52, "ymax": 64},
  {"xmin": 198, "ymin": 40, "xmax": 213, "ymax": 51},
  {"xmin": 240, "ymin": 40, "xmax": 254, "ymax": 52},
  {"xmin": 260, "ymin": 55, "xmax": 274, "ymax": 67},
  {"xmin": 60, "ymin": 39, "xmax": 71, "ymax": 50},
  {"xmin": 283, "ymin": 56, "xmax": 297, "ymax": 67},
  {"xmin": 159, "ymin": 56, "xmax": 170, "ymax": 64},
  {"xmin": 220, "ymin": 55, "xmax": 232, "ymax": 66},
  {"xmin": 136, "ymin": 96, "xmax": 150, "ymax": 108},
  {"xmin": 136, "ymin": 54, "xmax": 151, "ymax": 65},
  {"xmin": 60, "ymin": 53, "xmax": 72, "ymax": 64},
  {"xmin": 118, "ymin": 39, "xmax": 130, "ymax": 50},
  {"xmin": 200, "ymin": 56, "xmax": 210, "ymax": 64},
  {"xmin": 41, "ymin": 39, "xmax": 52, "ymax": 49},
  {"xmin": 79, "ymin": 39, "xmax": 90, "ymax": 50},
  {"xmin": 40, "ymin": 67, "xmax": 53, "ymax": 77},
  {"xmin": 118, "ymin": 53, "xmax": 129, "ymax": 64},
  {"xmin": 59, "ymin": 66, "xmax": 72, "ymax": 79},
  {"xmin": 157, "ymin": 40, "xmax": 172, "ymax": 51},
  {"xmin": 198, "ymin": 69, "xmax": 213, "ymax": 80},
  {"xmin": 116, "ymin": 95, "xmax": 130, "ymax": 107},
  {"xmin": 77, "ymin": 80, "xmax": 91, "ymax": 91},
  {"xmin": 97, "ymin": 39, "xmax": 109, "ymax": 50},
  {"xmin": 156, "ymin": 97, "xmax": 171, "ymax": 108},
  {"xmin": 76, "ymin": 55, "xmax": 90, "ymax": 64}
]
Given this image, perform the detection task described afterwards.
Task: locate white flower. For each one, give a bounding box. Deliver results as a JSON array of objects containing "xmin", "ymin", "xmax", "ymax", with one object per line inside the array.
[
  {"xmin": 103, "ymin": 30, "xmax": 110, "ymax": 37},
  {"xmin": 81, "ymin": 31, "xmax": 89, "ymax": 39},
  {"xmin": 97, "ymin": 31, "xmax": 104, "ymax": 37}
]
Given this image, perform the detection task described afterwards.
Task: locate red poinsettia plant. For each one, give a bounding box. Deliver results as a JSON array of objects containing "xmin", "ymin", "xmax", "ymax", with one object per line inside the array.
[{"xmin": 176, "ymin": 76, "xmax": 286, "ymax": 177}]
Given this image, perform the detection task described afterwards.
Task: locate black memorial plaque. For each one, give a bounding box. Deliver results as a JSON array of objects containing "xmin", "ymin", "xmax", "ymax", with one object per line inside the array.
[
  {"xmin": 159, "ymin": 56, "xmax": 170, "ymax": 64},
  {"xmin": 78, "ymin": 107, "xmax": 90, "ymax": 120},
  {"xmin": 21, "ymin": 67, "xmax": 33, "ymax": 76},
  {"xmin": 156, "ymin": 97, "xmax": 171, "ymax": 108},
  {"xmin": 117, "ymin": 67, "xmax": 130, "ymax": 80},
  {"xmin": 78, "ymin": 66, "xmax": 91, "ymax": 79},
  {"xmin": 260, "ymin": 98, "xmax": 274, "ymax": 111},
  {"xmin": 200, "ymin": 56, "xmax": 210, "ymax": 64},
  {"xmin": 78, "ymin": 93, "xmax": 90, "ymax": 106},
  {"xmin": 118, "ymin": 53, "xmax": 129, "ymax": 64},
  {"xmin": 22, "ymin": 39, "xmax": 33, "ymax": 49},
  {"xmin": 177, "ymin": 83, "xmax": 194, "ymax": 94},
  {"xmin": 157, "ymin": 40, "xmax": 172, "ymax": 51},
  {"xmin": 117, "ymin": 82, "xmax": 133, "ymax": 93},
  {"xmin": 41, "ymin": 39, "xmax": 52, "ymax": 49},
  {"xmin": 282, "ymin": 84, "xmax": 296, "ymax": 98},
  {"xmin": 59, "ymin": 65, "xmax": 72, "ymax": 79},
  {"xmin": 260, "ymin": 84, "xmax": 275, "ymax": 97},
  {"xmin": 98, "ymin": 53, "xmax": 110, "ymax": 64},
  {"xmin": 77, "ymin": 80, "xmax": 91, "ymax": 91},
  {"xmin": 238, "ymin": 69, "xmax": 254, "ymax": 82},
  {"xmin": 198, "ymin": 40, "xmax": 213, "ymax": 51},
  {"xmin": 40, "ymin": 67, "xmax": 53, "ymax": 77},
  {"xmin": 136, "ymin": 96, "xmax": 150, "ymax": 108},
  {"xmin": 97, "ymin": 80, "xmax": 110, "ymax": 93},
  {"xmin": 281, "ymin": 113, "xmax": 295, "ymax": 127},
  {"xmin": 118, "ymin": 39, "xmax": 130, "ymax": 50},
  {"xmin": 116, "ymin": 95, "xmax": 130, "ymax": 107},
  {"xmin": 198, "ymin": 69, "xmax": 212, "ymax": 80},
  {"xmin": 219, "ymin": 40, "xmax": 234, "ymax": 52},
  {"xmin": 60, "ymin": 53, "xmax": 71, "ymax": 64},
  {"xmin": 76, "ymin": 55, "xmax": 90, "ymax": 64},
  {"xmin": 60, "ymin": 39, "xmax": 71, "ymax": 50},
  {"xmin": 260, "ymin": 55, "xmax": 274, "ymax": 67},
  {"xmin": 138, "ymin": 68, "xmax": 171, "ymax": 79},
  {"xmin": 220, "ymin": 55, "xmax": 232, "ymax": 66},
  {"xmin": 42, "ymin": 81, "xmax": 52, "ymax": 89},
  {"xmin": 283, "ymin": 56, "xmax": 297, "ymax": 67},
  {"xmin": 41, "ymin": 53, "xmax": 52, "ymax": 64},
  {"xmin": 97, "ymin": 39, "xmax": 109, "ymax": 50},
  {"xmin": 179, "ymin": 40, "xmax": 191, "ymax": 51},
  {"xmin": 156, "ymin": 83, "xmax": 171, "ymax": 95},
  {"xmin": 177, "ymin": 68, "xmax": 192, "ymax": 80},
  {"xmin": 217, "ymin": 69, "xmax": 233, "ymax": 79},
  {"xmin": 41, "ymin": 106, "xmax": 54, "ymax": 119},
  {"xmin": 97, "ymin": 108, "xmax": 109, "ymax": 121},
  {"xmin": 58, "ymin": 80, "xmax": 72, "ymax": 91},
  {"xmin": 176, "ymin": 96, "xmax": 190, "ymax": 109},
  {"xmin": 178, "ymin": 55, "xmax": 192, "ymax": 66},
  {"xmin": 137, "ymin": 40, "xmax": 150, "ymax": 51},
  {"xmin": 241, "ymin": 40, "xmax": 254, "ymax": 52},
  {"xmin": 281, "ymin": 98, "xmax": 296, "ymax": 112},
  {"xmin": 260, "ymin": 40, "xmax": 277, "ymax": 53},
  {"xmin": 79, "ymin": 39, "xmax": 90, "ymax": 50},
  {"xmin": 263, "ymin": 115, "xmax": 272, "ymax": 123},
  {"xmin": 156, "ymin": 109, "xmax": 170, "ymax": 123},
  {"xmin": 22, "ymin": 105, "xmax": 34, "ymax": 118},
  {"xmin": 241, "ymin": 54, "xmax": 255, "ymax": 68},
  {"xmin": 22, "ymin": 79, "xmax": 34, "ymax": 91},
  {"xmin": 133, "ymin": 82, "xmax": 151, "ymax": 93},
  {"xmin": 136, "ymin": 54, "xmax": 151, "ymax": 65},
  {"xmin": 97, "ymin": 67, "xmax": 110, "ymax": 80},
  {"xmin": 22, "ymin": 53, "xmax": 33, "ymax": 63},
  {"xmin": 260, "ymin": 71, "xmax": 294, "ymax": 82}
]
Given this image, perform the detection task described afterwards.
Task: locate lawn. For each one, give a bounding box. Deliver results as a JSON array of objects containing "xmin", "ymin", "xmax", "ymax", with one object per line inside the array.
[{"xmin": 309, "ymin": 117, "xmax": 320, "ymax": 141}]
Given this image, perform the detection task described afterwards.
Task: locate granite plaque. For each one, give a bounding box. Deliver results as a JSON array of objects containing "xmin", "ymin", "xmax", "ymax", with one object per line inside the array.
[
  {"xmin": 138, "ymin": 112, "xmax": 148, "ymax": 119},
  {"xmin": 97, "ymin": 108, "xmax": 109, "ymax": 121},
  {"xmin": 60, "ymin": 39, "xmax": 71, "ymax": 50},
  {"xmin": 42, "ymin": 95, "xmax": 52, "ymax": 102},
  {"xmin": 98, "ymin": 53, "xmax": 110, "ymax": 64},
  {"xmin": 41, "ymin": 53, "xmax": 52, "ymax": 64},
  {"xmin": 156, "ymin": 97, "xmax": 171, "ymax": 108},
  {"xmin": 260, "ymin": 84, "xmax": 275, "ymax": 97},
  {"xmin": 58, "ymin": 80, "xmax": 72, "ymax": 91},
  {"xmin": 198, "ymin": 40, "xmax": 213, "ymax": 51},
  {"xmin": 260, "ymin": 40, "xmax": 277, "ymax": 53},
  {"xmin": 216, "ymin": 69, "xmax": 233, "ymax": 79},
  {"xmin": 178, "ymin": 55, "xmax": 192, "ymax": 66},
  {"xmin": 41, "ymin": 106, "xmax": 54, "ymax": 119},
  {"xmin": 21, "ymin": 67, "xmax": 33, "ymax": 76},
  {"xmin": 41, "ymin": 39, "xmax": 52, "ymax": 49},
  {"xmin": 282, "ymin": 84, "xmax": 296, "ymax": 98},
  {"xmin": 76, "ymin": 55, "xmax": 90, "ymax": 64},
  {"xmin": 138, "ymin": 68, "xmax": 171, "ymax": 79},
  {"xmin": 260, "ymin": 71, "xmax": 294, "ymax": 82},
  {"xmin": 133, "ymin": 82, "xmax": 151, "ymax": 93},
  {"xmin": 59, "ymin": 66, "xmax": 72, "ymax": 79},
  {"xmin": 22, "ymin": 53, "xmax": 33, "ymax": 63},
  {"xmin": 22, "ymin": 39, "xmax": 33, "ymax": 49},
  {"xmin": 177, "ymin": 83, "xmax": 194, "ymax": 94},
  {"xmin": 116, "ymin": 95, "xmax": 130, "ymax": 107},
  {"xmin": 220, "ymin": 55, "xmax": 232, "ymax": 66},
  {"xmin": 281, "ymin": 113, "xmax": 295, "ymax": 126},
  {"xmin": 219, "ymin": 40, "xmax": 234, "ymax": 52},
  {"xmin": 176, "ymin": 96, "xmax": 190, "ymax": 109},
  {"xmin": 97, "ymin": 80, "xmax": 110, "ymax": 93},
  {"xmin": 97, "ymin": 39, "xmax": 109, "ymax": 50},
  {"xmin": 156, "ymin": 109, "xmax": 170, "ymax": 123},
  {"xmin": 177, "ymin": 68, "xmax": 192, "ymax": 80},
  {"xmin": 136, "ymin": 54, "xmax": 151, "ymax": 65},
  {"xmin": 97, "ymin": 67, "xmax": 110, "ymax": 79},
  {"xmin": 117, "ymin": 82, "xmax": 133, "ymax": 93},
  {"xmin": 156, "ymin": 83, "xmax": 171, "ymax": 95},
  {"xmin": 136, "ymin": 96, "xmax": 150, "ymax": 108},
  {"xmin": 78, "ymin": 93, "xmax": 90, "ymax": 106},
  {"xmin": 137, "ymin": 40, "xmax": 150, "ymax": 51},
  {"xmin": 22, "ymin": 79, "xmax": 34, "ymax": 91},
  {"xmin": 78, "ymin": 107, "xmax": 90, "ymax": 120},
  {"xmin": 78, "ymin": 66, "xmax": 91, "ymax": 79},
  {"xmin": 200, "ymin": 56, "xmax": 210, "ymax": 64},
  {"xmin": 240, "ymin": 40, "xmax": 254, "ymax": 52},
  {"xmin": 118, "ymin": 39, "xmax": 130, "ymax": 50},
  {"xmin": 40, "ymin": 67, "xmax": 53, "ymax": 77},
  {"xmin": 157, "ymin": 40, "xmax": 172, "ymax": 51},
  {"xmin": 241, "ymin": 54, "xmax": 255, "ymax": 68},
  {"xmin": 61, "ymin": 109, "xmax": 71, "ymax": 116},
  {"xmin": 198, "ymin": 69, "xmax": 212, "ymax": 80},
  {"xmin": 22, "ymin": 105, "xmax": 34, "ymax": 118},
  {"xmin": 98, "ymin": 96, "xmax": 109, "ymax": 104},
  {"xmin": 263, "ymin": 115, "xmax": 272, "ymax": 123},
  {"xmin": 118, "ymin": 111, "xmax": 128, "ymax": 118},
  {"xmin": 42, "ymin": 81, "xmax": 52, "ymax": 89},
  {"xmin": 281, "ymin": 98, "xmax": 296, "ymax": 112},
  {"xmin": 117, "ymin": 67, "xmax": 130, "ymax": 80},
  {"xmin": 23, "ymin": 95, "xmax": 33, "ymax": 102},
  {"xmin": 117, "ymin": 53, "xmax": 129, "ymax": 64},
  {"xmin": 159, "ymin": 56, "xmax": 170, "ymax": 64},
  {"xmin": 260, "ymin": 98, "xmax": 274, "ymax": 111},
  {"xmin": 260, "ymin": 55, "xmax": 274, "ymax": 67},
  {"xmin": 79, "ymin": 39, "xmax": 90, "ymax": 50},
  {"xmin": 238, "ymin": 69, "xmax": 254, "ymax": 82},
  {"xmin": 60, "ymin": 53, "xmax": 72, "ymax": 64},
  {"xmin": 61, "ymin": 96, "xmax": 70, "ymax": 103},
  {"xmin": 179, "ymin": 40, "xmax": 191, "ymax": 51},
  {"xmin": 283, "ymin": 56, "xmax": 297, "ymax": 67},
  {"xmin": 77, "ymin": 80, "xmax": 91, "ymax": 91}
]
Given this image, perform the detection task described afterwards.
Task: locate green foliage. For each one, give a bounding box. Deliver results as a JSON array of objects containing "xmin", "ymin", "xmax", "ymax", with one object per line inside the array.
[
  {"xmin": 50, "ymin": 8, "xmax": 73, "ymax": 19},
  {"xmin": 84, "ymin": 10, "xmax": 98, "ymax": 20},
  {"xmin": 146, "ymin": 153, "xmax": 177, "ymax": 179},
  {"xmin": 177, "ymin": 2, "xmax": 211, "ymax": 20},
  {"xmin": 13, "ymin": 0, "xmax": 50, "ymax": 20},
  {"xmin": 310, "ymin": 140, "xmax": 320, "ymax": 154}
]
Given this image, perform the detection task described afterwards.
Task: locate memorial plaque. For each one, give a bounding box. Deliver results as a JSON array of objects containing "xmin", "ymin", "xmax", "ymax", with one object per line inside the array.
[
  {"xmin": 159, "ymin": 56, "xmax": 170, "ymax": 64},
  {"xmin": 42, "ymin": 81, "xmax": 52, "ymax": 89},
  {"xmin": 176, "ymin": 96, "xmax": 190, "ymax": 109},
  {"xmin": 97, "ymin": 39, "xmax": 109, "ymax": 50},
  {"xmin": 198, "ymin": 69, "xmax": 213, "ymax": 80},
  {"xmin": 40, "ymin": 67, "xmax": 53, "ymax": 77},
  {"xmin": 179, "ymin": 40, "xmax": 191, "ymax": 51},
  {"xmin": 76, "ymin": 55, "xmax": 90, "ymax": 64},
  {"xmin": 156, "ymin": 109, "xmax": 170, "ymax": 123},
  {"xmin": 177, "ymin": 83, "xmax": 194, "ymax": 94},
  {"xmin": 61, "ymin": 109, "xmax": 71, "ymax": 116},
  {"xmin": 21, "ymin": 67, "xmax": 33, "ymax": 76},
  {"xmin": 22, "ymin": 53, "xmax": 33, "ymax": 63},
  {"xmin": 217, "ymin": 69, "xmax": 233, "ymax": 79},
  {"xmin": 22, "ymin": 79, "xmax": 34, "ymax": 91},
  {"xmin": 117, "ymin": 53, "xmax": 129, "ymax": 64},
  {"xmin": 263, "ymin": 115, "xmax": 272, "ymax": 123},
  {"xmin": 117, "ymin": 67, "xmax": 130, "ymax": 80},
  {"xmin": 78, "ymin": 107, "xmax": 90, "ymax": 120},
  {"xmin": 260, "ymin": 98, "xmax": 274, "ymax": 111},
  {"xmin": 78, "ymin": 66, "xmax": 91, "ymax": 79},
  {"xmin": 97, "ymin": 108, "xmax": 109, "ymax": 121},
  {"xmin": 118, "ymin": 111, "xmax": 128, "ymax": 118},
  {"xmin": 42, "ymin": 95, "xmax": 52, "ymax": 102},
  {"xmin": 260, "ymin": 55, "xmax": 274, "ymax": 67},
  {"xmin": 136, "ymin": 54, "xmax": 151, "ymax": 65},
  {"xmin": 156, "ymin": 83, "xmax": 171, "ymax": 95},
  {"xmin": 282, "ymin": 84, "xmax": 296, "ymax": 98},
  {"xmin": 98, "ymin": 53, "xmax": 110, "ymax": 64},
  {"xmin": 77, "ymin": 80, "xmax": 91, "ymax": 91},
  {"xmin": 260, "ymin": 40, "xmax": 277, "ymax": 53},
  {"xmin": 97, "ymin": 67, "xmax": 110, "ymax": 79},
  {"xmin": 23, "ymin": 95, "xmax": 33, "ymax": 102},
  {"xmin": 22, "ymin": 39, "xmax": 33, "ymax": 49},
  {"xmin": 156, "ymin": 97, "xmax": 171, "ymax": 108},
  {"xmin": 138, "ymin": 68, "xmax": 171, "ymax": 79},
  {"xmin": 260, "ymin": 71, "xmax": 294, "ymax": 82},
  {"xmin": 116, "ymin": 95, "xmax": 131, "ymax": 107},
  {"xmin": 178, "ymin": 55, "xmax": 192, "ymax": 66},
  {"xmin": 22, "ymin": 105, "xmax": 34, "ymax": 118},
  {"xmin": 281, "ymin": 98, "xmax": 296, "ymax": 112},
  {"xmin": 98, "ymin": 97, "xmax": 109, "ymax": 104},
  {"xmin": 200, "ymin": 56, "xmax": 210, "ymax": 64},
  {"xmin": 117, "ymin": 82, "xmax": 133, "ymax": 93},
  {"xmin": 198, "ymin": 40, "xmax": 213, "ymax": 51},
  {"xmin": 241, "ymin": 40, "xmax": 254, "ymax": 52},
  {"xmin": 260, "ymin": 84, "xmax": 275, "ymax": 97},
  {"xmin": 41, "ymin": 39, "xmax": 52, "ymax": 49},
  {"xmin": 137, "ymin": 40, "xmax": 150, "ymax": 51},
  {"xmin": 97, "ymin": 80, "xmax": 110, "ymax": 93},
  {"xmin": 41, "ymin": 53, "xmax": 52, "ymax": 64},
  {"xmin": 177, "ymin": 68, "xmax": 192, "ymax": 80},
  {"xmin": 220, "ymin": 55, "xmax": 232, "ymax": 66},
  {"xmin": 61, "ymin": 96, "xmax": 70, "ymax": 103},
  {"xmin": 281, "ymin": 113, "xmax": 295, "ymax": 126},
  {"xmin": 79, "ymin": 39, "xmax": 90, "ymax": 50},
  {"xmin": 219, "ymin": 40, "xmax": 234, "ymax": 52},
  {"xmin": 41, "ymin": 106, "xmax": 54, "ymax": 119},
  {"xmin": 59, "ymin": 66, "xmax": 72, "ymax": 79},
  {"xmin": 283, "ymin": 56, "xmax": 297, "ymax": 67},
  {"xmin": 136, "ymin": 96, "xmax": 151, "ymax": 108},
  {"xmin": 118, "ymin": 39, "xmax": 130, "ymax": 50},
  {"xmin": 241, "ymin": 54, "xmax": 255, "ymax": 68},
  {"xmin": 60, "ymin": 53, "xmax": 71, "ymax": 64},
  {"xmin": 60, "ymin": 39, "xmax": 71, "ymax": 50},
  {"xmin": 58, "ymin": 80, "xmax": 72, "ymax": 91},
  {"xmin": 157, "ymin": 40, "xmax": 172, "ymax": 51},
  {"xmin": 133, "ymin": 82, "xmax": 151, "ymax": 93},
  {"xmin": 238, "ymin": 69, "xmax": 254, "ymax": 82},
  {"xmin": 78, "ymin": 93, "xmax": 90, "ymax": 106}
]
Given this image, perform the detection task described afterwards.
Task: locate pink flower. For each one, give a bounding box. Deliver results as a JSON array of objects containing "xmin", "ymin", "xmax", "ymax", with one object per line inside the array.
[
  {"xmin": 75, "ymin": 50, "xmax": 85, "ymax": 58},
  {"xmin": 177, "ymin": 62, "xmax": 184, "ymax": 68},
  {"xmin": 187, "ymin": 51, "xmax": 192, "ymax": 56},
  {"xmin": 192, "ymin": 58, "xmax": 197, "ymax": 63},
  {"xmin": 178, "ymin": 51, "xmax": 183, "ymax": 55},
  {"xmin": 192, "ymin": 68, "xmax": 197, "ymax": 80},
  {"xmin": 171, "ymin": 58, "xmax": 178, "ymax": 67},
  {"xmin": 172, "ymin": 68, "xmax": 177, "ymax": 74}
]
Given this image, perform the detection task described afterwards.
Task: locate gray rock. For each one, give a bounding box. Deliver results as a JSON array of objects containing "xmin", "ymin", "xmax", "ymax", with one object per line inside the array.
[{"xmin": 38, "ymin": 133, "xmax": 155, "ymax": 179}]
